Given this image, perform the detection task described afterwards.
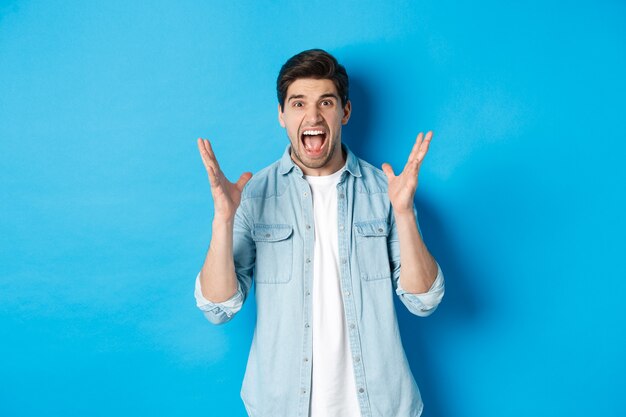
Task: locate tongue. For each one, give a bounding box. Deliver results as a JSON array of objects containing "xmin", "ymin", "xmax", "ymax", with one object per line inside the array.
[{"xmin": 304, "ymin": 135, "xmax": 324, "ymax": 152}]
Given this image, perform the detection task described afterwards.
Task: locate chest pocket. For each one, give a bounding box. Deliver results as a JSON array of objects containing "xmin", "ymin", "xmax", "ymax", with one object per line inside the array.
[
  {"xmin": 354, "ymin": 219, "xmax": 391, "ymax": 281},
  {"xmin": 252, "ymin": 223, "xmax": 294, "ymax": 284}
]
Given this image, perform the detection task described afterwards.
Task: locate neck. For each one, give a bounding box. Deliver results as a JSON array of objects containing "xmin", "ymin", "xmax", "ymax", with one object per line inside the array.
[{"xmin": 292, "ymin": 144, "xmax": 346, "ymax": 176}]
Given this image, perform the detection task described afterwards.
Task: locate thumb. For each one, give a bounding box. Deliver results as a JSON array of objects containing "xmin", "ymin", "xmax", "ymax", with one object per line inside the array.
[
  {"xmin": 235, "ymin": 172, "xmax": 253, "ymax": 192},
  {"xmin": 381, "ymin": 163, "xmax": 395, "ymax": 180}
]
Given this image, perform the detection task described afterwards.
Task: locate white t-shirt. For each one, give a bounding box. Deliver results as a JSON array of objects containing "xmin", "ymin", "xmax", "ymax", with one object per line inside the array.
[{"xmin": 305, "ymin": 166, "xmax": 362, "ymax": 417}]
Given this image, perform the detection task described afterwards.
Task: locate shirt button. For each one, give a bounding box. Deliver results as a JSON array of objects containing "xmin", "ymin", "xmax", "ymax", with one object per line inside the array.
[
  {"xmin": 303, "ymin": 192, "xmax": 308, "ymax": 197},
  {"xmin": 378, "ymin": 228, "xmax": 384, "ymax": 233},
  {"xmin": 302, "ymin": 389, "xmax": 307, "ymax": 394},
  {"xmin": 349, "ymin": 323, "xmax": 355, "ymax": 329},
  {"xmin": 354, "ymin": 356, "xmax": 360, "ymax": 363},
  {"xmin": 339, "ymin": 225, "xmax": 344, "ymax": 231},
  {"xmin": 306, "ymin": 291, "xmax": 310, "ymax": 296},
  {"xmin": 359, "ymin": 388, "xmax": 365, "ymax": 393},
  {"xmin": 306, "ymin": 224, "xmax": 311, "ymax": 229},
  {"xmin": 341, "ymin": 258, "xmax": 347, "ymax": 264},
  {"xmin": 305, "ymin": 323, "xmax": 310, "ymax": 328},
  {"xmin": 304, "ymin": 357, "xmax": 309, "ymax": 362},
  {"xmin": 306, "ymin": 258, "xmax": 311, "ymax": 263},
  {"xmin": 345, "ymin": 290, "xmax": 350, "ymax": 296},
  {"xmin": 339, "ymin": 194, "xmax": 344, "ymax": 199},
  {"xmin": 265, "ymin": 233, "xmax": 271, "ymax": 238}
]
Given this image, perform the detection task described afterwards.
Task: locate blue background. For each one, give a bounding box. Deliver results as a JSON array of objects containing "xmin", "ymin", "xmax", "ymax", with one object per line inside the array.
[{"xmin": 1, "ymin": 1, "xmax": 625, "ymax": 416}]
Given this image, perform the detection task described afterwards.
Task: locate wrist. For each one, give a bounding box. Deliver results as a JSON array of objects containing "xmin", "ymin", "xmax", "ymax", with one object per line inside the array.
[
  {"xmin": 212, "ymin": 215, "xmax": 234, "ymax": 229},
  {"xmin": 393, "ymin": 208, "xmax": 416, "ymax": 221}
]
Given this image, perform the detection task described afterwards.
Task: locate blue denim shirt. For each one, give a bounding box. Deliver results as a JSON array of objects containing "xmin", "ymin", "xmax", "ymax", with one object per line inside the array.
[{"xmin": 195, "ymin": 143, "xmax": 445, "ymax": 417}]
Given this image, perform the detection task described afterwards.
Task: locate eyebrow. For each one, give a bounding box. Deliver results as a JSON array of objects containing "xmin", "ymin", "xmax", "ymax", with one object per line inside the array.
[{"xmin": 287, "ymin": 93, "xmax": 340, "ymax": 102}]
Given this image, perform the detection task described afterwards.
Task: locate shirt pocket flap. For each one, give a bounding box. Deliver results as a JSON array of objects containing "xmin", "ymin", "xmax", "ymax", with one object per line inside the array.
[
  {"xmin": 354, "ymin": 219, "xmax": 389, "ymax": 237},
  {"xmin": 252, "ymin": 224, "xmax": 293, "ymax": 242}
]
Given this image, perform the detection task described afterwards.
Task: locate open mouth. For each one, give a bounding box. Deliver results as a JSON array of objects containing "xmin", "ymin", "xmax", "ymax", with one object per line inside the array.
[{"xmin": 301, "ymin": 128, "xmax": 327, "ymax": 157}]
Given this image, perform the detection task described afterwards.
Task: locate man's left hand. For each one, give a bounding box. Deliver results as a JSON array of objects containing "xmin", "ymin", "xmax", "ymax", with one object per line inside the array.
[{"xmin": 382, "ymin": 131, "xmax": 433, "ymax": 216}]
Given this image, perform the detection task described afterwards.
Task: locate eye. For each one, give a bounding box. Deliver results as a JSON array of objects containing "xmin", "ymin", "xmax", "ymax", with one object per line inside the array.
[
  {"xmin": 292, "ymin": 101, "xmax": 304, "ymax": 108},
  {"xmin": 321, "ymin": 100, "xmax": 333, "ymax": 106}
]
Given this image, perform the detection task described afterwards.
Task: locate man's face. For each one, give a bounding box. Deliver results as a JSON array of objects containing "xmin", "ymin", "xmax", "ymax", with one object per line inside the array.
[{"xmin": 278, "ymin": 78, "xmax": 351, "ymax": 176}]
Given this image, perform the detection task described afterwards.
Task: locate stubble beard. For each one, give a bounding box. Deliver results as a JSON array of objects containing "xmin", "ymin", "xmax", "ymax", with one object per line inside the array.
[{"xmin": 291, "ymin": 135, "xmax": 339, "ymax": 170}]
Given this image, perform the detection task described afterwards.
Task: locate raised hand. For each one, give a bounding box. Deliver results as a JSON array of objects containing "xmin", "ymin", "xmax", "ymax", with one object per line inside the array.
[
  {"xmin": 381, "ymin": 131, "xmax": 433, "ymax": 216},
  {"xmin": 197, "ymin": 138, "xmax": 252, "ymax": 222}
]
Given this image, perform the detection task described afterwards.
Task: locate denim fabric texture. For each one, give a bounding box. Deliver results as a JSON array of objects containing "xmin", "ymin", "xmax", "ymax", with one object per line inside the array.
[{"xmin": 195, "ymin": 143, "xmax": 445, "ymax": 417}]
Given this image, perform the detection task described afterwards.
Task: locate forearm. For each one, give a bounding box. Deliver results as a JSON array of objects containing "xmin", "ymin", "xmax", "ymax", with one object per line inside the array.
[
  {"xmin": 199, "ymin": 218, "xmax": 239, "ymax": 303},
  {"xmin": 394, "ymin": 209, "xmax": 438, "ymax": 294}
]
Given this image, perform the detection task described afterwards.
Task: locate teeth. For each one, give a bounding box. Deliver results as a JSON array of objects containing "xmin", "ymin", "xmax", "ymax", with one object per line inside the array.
[{"xmin": 302, "ymin": 130, "xmax": 325, "ymax": 135}]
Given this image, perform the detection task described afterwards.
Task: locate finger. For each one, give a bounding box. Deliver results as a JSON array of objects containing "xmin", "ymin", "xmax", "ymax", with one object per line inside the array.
[
  {"xmin": 235, "ymin": 172, "xmax": 253, "ymax": 192},
  {"xmin": 207, "ymin": 165, "xmax": 221, "ymax": 190},
  {"xmin": 198, "ymin": 138, "xmax": 222, "ymax": 177},
  {"xmin": 415, "ymin": 131, "xmax": 433, "ymax": 163},
  {"xmin": 204, "ymin": 139, "xmax": 222, "ymax": 172},
  {"xmin": 197, "ymin": 138, "xmax": 211, "ymax": 167},
  {"xmin": 197, "ymin": 138, "xmax": 216, "ymax": 169},
  {"xmin": 405, "ymin": 132, "xmax": 424, "ymax": 169},
  {"xmin": 381, "ymin": 163, "xmax": 395, "ymax": 180}
]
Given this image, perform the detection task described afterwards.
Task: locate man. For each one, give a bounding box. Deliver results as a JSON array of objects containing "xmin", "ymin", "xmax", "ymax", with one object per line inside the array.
[{"xmin": 194, "ymin": 49, "xmax": 444, "ymax": 417}]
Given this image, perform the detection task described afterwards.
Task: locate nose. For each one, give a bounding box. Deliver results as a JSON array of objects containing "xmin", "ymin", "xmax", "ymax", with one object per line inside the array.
[{"xmin": 304, "ymin": 105, "xmax": 323, "ymax": 124}]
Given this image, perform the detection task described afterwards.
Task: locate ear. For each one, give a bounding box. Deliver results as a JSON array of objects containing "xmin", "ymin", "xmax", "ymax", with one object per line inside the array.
[
  {"xmin": 278, "ymin": 103, "xmax": 286, "ymax": 128},
  {"xmin": 341, "ymin": 100, "xmax": 352, "ymax": 125}
]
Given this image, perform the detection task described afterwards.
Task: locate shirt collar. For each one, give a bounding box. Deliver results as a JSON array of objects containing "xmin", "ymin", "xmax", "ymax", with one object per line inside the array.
[{"xmin": 278, "ymin": 142, "xmax": 362, "ymax": 178}]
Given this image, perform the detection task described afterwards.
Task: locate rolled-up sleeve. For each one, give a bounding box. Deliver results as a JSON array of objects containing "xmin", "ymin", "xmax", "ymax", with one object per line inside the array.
[
  {"xmin": 388, "ymin": 205, "xmax": 445, "ymax": 317},
  {"xmin": 195, "ymin": 273, "xmax": 245, "ymax": 324},
  {"xmin": 395, "ymin": 262, "xmax": 445, "ymax": 317}
]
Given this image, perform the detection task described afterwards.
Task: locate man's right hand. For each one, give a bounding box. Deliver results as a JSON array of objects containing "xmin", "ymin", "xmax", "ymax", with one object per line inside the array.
[{"xmin": 197, "ymin": 138, "xmax": 253, "ymax": 222}]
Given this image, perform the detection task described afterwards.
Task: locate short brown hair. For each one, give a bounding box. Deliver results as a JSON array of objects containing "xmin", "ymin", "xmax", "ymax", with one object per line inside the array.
[{"xmin": 277, "ymin": 49, "xmax": 349, "ymax": 111}]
